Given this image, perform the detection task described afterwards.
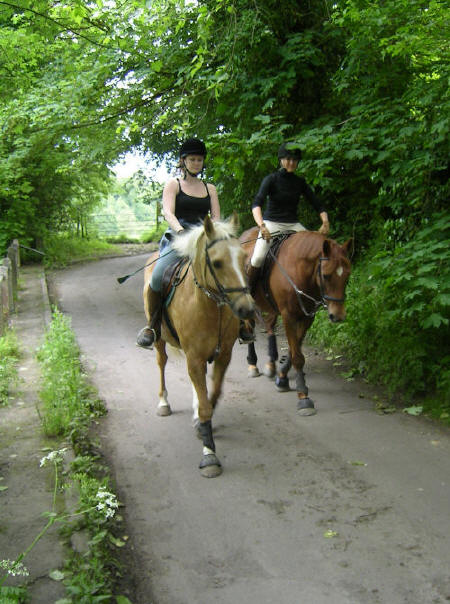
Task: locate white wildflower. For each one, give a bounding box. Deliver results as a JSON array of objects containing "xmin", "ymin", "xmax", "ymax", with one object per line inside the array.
[
  {"xmin": 95, "ymin": 487, "xmax": 119, "ymax": 519},
  {"xmin": 0, "ymin": 559, "xmax": 29, "ymax": 577},
  {"xmin": 40, "ymin": 448, "xmax": 68, "ymax": 467}
]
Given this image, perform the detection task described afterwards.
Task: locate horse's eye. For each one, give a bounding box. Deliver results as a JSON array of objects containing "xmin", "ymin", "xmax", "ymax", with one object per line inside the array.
[
  {"xmin": 213, "ymin": 260, "xmax": 222, "ymax": 269},
  {"xmin": 323, "ymin": 274, "xmax": 331, "ymax": 280}
]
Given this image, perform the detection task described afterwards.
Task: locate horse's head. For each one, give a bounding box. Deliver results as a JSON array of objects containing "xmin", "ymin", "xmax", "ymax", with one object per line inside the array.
[
  {"xmin": 203, "ymin": 214, "xmax": 255, "ymax": 320},
  {"xmin": 173, "ymin": 214, "xmax": 255, "ymax": 320},
  {"xmin": 317, "ymin": 238, "xmax": 353, "ymax": 322}
]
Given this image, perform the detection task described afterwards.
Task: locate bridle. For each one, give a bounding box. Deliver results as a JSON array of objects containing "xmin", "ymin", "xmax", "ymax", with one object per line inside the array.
[
  {"xmin": 268, "ymin": 250, "xmax": 346, "ymax": 318},
  {"xmin": 192, "ymin": 236, "xmax": 250, "ymax": 312},
  {"xmin": 191, "ymin": 236, "xmax": 252, "ymax": 362}
]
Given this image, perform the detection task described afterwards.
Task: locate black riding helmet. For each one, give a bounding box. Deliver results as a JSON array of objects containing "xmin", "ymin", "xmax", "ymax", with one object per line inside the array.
[
  {"xmin": 180, "ymin": 137, "xmax": 207, "ymax": 158},
  {"xmin": 278, "ymin": 142, "xmax": 302, "ymax": 161}
]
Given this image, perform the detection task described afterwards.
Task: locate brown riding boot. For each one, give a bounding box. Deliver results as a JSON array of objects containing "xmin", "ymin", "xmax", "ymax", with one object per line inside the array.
[{"xmin": 136, "ymin": 288, "xmax": 163, "ymax": 348}]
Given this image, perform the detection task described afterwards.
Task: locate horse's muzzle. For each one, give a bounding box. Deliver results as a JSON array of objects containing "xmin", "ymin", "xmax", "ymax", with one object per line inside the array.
[
  {"xmin": 232, "ymin": 293, "xmax": 256, "ymax": 320},
  {"xmin": 328, "ymin": 306, "xmax": 346, "ymax": 323}
]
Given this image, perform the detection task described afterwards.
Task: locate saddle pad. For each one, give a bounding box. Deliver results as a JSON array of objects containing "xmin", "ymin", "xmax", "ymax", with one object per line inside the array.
[
  {"xmin": 161, "ymin": 257, "xmax": 189, "ymax": 305},
  {"xmin": 261, "ymin": 232, "xmax": 295, "ymax": 298}
]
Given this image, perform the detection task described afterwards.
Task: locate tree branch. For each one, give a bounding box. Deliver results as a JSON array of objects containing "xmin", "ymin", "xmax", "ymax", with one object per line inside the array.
[{"xmin": 0, "ymin": 1, "xmax": 114, "ymax": 49}]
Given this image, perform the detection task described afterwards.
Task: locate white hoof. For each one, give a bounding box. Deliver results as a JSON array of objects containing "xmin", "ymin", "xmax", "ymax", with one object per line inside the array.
[
  {"xmin": 157, "ymin": 391, "xmax": 171, "ymax": 416},
  {"xmin": 248, "ymin": 365, "xmax": 260, "ymax": 378},
  {"xmin": 263, "ymin": 363, "xmax": 276, "ymax": 379},
  {"xmin": 157, "ymin": 404, "xmax": 171, "ymax": 416}
]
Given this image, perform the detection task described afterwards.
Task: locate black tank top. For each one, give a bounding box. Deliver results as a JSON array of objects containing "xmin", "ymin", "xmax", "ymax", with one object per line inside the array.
[{"xmin": 175, "ymin": 179, "xmax": 211, "ymax": 227}]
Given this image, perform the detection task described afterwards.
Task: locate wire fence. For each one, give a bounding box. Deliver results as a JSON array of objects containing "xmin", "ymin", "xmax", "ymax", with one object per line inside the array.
[{"xmin": 89, "ymin": 212, "xmax": 162, "ymax": 238}]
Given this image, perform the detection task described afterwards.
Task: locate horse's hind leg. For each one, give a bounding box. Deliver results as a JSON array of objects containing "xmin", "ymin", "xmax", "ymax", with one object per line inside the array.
[
  {"xmin": 263, "ymin": 315, "xmax": 278, "ymax": 378},
  {"xmin": 155, "ymin": 340, "xmax": 171, "ymax": 416},
  {"xmin": 186, "ymin": 356, "xmax": 222, "ymax": 478}
]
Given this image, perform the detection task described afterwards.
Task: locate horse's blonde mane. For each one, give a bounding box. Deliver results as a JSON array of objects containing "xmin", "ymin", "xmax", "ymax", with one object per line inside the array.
[{"xmin": 171, "ymin": 218, "xmax": 237, "ymax": 259}]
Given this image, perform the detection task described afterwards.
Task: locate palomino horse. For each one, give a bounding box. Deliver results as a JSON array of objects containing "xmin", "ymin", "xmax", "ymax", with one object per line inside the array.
[
  {"xmin": 143, "ymin": 215, "xmax": 255, "ymax": 477},
  {"xmin": 240, "ymin": 228, "xmax": 352, "ymax": 415}
]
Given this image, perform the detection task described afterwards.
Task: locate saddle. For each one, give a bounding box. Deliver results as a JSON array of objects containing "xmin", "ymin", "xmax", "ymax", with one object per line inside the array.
[
  {"xmin": 160, "ymin": 257, "xmax": 190, "ymax": 343},
  {"xmin": 260, "ymin": 231, "xmax": 295, "ymax": 309}
]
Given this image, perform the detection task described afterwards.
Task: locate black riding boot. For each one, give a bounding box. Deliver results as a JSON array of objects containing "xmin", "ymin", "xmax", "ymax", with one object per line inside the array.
[
  {"xmin": 136, "ymin": 288, "xmax": 163, "ymax": 348},
  {"xmin": 239, "ymin": 265, "xmax": 261, "ymax": 343},
  {"xmin": 247, "ymin": 264, "xmax": 261, "ymax": 296}
]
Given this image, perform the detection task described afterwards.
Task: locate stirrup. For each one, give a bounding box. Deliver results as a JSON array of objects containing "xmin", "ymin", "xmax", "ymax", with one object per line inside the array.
[{"xmin": 136, "ymin": 326, "xmax": 157, "ymax": 349}]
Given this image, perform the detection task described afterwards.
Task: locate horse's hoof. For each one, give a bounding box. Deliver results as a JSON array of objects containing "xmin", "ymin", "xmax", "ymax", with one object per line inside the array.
[
  {"xmin": 263, "ymin": 364, "xmax": 276, "ymax": 379},
  {"xmin": 248, "ymin": 365, "xmax": 260, "ymax": 378},
  {"xmin": 199, "ymin": 454, "xmax": 222, "ymax": 478},
  {"xmin": 275, "ymin": 375, "xmax": 290, "ymax": 392},
  {"xmin": 297, "ymin": 397, "xmax": 316, "ymax": 416},
  {"xmin": 157, "ymin": 404, "xmax": 171, "ymax": 417}
]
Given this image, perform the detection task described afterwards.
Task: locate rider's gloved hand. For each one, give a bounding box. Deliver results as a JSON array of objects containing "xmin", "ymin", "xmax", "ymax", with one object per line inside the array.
[{"xmin": 260, "ymin": 223, "xmax": 271, "ymax": 242}]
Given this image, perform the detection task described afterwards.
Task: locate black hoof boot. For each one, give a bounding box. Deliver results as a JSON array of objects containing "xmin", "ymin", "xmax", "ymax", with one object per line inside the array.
[
  {"xmin": 275, "ymin": 375, "xmax": 290, "ymax": 392},
  {"xmin": 297, "ymin": 397, "xmax": 316, "ymax": 416},
  {"xmin": 136, "ymin": 327, "xmax": 155, "ymax": 349}
]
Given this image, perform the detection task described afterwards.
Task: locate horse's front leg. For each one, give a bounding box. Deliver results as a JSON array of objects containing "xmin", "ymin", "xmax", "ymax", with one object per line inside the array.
[
  {"xmin": 187, "ymin": 356, "xmax": 222, "ymax": 478},
  {"xmin": 209, "ymin": 349, "xmax": 232, "ymax": 410},
  {"xmin": 155, "ymin": 340, "xmax": 171, "ymax": 416},
  {"xmin": 281, "ymin": 316, "xmax": 316, "ymax": 415}
]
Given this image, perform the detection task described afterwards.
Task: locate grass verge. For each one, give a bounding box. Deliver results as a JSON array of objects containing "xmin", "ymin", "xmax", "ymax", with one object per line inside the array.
[
  {"xmin": 42, "ymin": 233, "xmax": 117, "ymax": 269},
  {"xmin": 0, "ymin": 329, "xmax": 20, "ymax": 406},
  {"xmin": 1, "ymin": 309, "xmax": 132, "ymax": 603}
]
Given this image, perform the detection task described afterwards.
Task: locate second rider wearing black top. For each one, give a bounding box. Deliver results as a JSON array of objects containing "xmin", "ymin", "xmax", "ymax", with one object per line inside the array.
[{"xmin": 248, "ymin": 142, "xmax": 330, "ymax": 291}]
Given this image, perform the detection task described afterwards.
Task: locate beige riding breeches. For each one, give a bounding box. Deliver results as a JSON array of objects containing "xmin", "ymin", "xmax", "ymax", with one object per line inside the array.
[{"xmin": 250, "ymin": 220, "xmax": 307, "ymax": 268}]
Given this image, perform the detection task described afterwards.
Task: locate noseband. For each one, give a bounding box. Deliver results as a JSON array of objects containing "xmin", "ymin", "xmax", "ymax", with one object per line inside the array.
[
  {"xmin": 269, "ymin": 250, "xmax": 345, "ymax": 318},
  {"xmin": 192, "ymin": 237, "xmax": 250, "ymax": 311}
]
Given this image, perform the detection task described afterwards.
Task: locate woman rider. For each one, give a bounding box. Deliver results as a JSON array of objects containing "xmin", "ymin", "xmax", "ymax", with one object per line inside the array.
[
  {"xmin": 136, "ymin": 137, "xmax": 220, "ymax": 348},
  {"xmin": 247, "ymin": 142, "xmax": 330, "ymax": 292}
]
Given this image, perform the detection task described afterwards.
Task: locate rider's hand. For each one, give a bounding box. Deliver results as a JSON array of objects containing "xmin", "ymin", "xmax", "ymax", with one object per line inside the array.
[
  {"xmin": 260, "ymin": 223, "xmax": 271, "ymax": 242},
  {"xmin": 319, "ymin": 221, "xmax": 330, "ymax": 236}
]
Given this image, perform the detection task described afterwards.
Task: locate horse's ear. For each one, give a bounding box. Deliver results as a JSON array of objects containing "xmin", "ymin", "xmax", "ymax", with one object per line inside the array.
[
  {"xmin": 204, "ymin": 215, "xmax": 215, "ymax": 239},
  {"xmin": 230, "ymin": 211, "xmax": 239, "ymax": 232},
  {"xmin": 342, "ymin": 238, "xmax": 354, "ymax": 258}
]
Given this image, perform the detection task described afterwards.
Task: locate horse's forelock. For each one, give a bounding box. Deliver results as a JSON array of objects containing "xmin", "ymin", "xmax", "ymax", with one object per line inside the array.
[{"xmin": 172, "ymin": 219, "xmax": 236, "ymax": 259}]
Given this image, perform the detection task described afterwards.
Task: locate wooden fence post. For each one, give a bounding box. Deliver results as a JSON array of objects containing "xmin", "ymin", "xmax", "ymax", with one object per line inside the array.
[
  {"xmin": 7, "ymin": 240, "xmax": 19, "ymax": 298},
  {"xmin": 2, "ymin": 258, "xmax": 14, "ymax": 313}
]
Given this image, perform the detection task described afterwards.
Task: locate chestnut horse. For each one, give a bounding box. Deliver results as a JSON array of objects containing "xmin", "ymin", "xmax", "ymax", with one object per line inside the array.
[
  {"xmin": 240, "ymin": 228, "xmax": 352, "ymax": 415},
  {"xmin": 143, "ymin": 215, "xmax": 255, "ymax": 477}
]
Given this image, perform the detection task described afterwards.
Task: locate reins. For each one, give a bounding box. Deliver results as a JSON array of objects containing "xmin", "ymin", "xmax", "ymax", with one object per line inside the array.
[
  {"xmin": 191, "ymin": 235, "xmax": 250, "ymax": 361},
  {"xmin": 267, "ymin": 247, "xmax": 345, "ymax": 318}
]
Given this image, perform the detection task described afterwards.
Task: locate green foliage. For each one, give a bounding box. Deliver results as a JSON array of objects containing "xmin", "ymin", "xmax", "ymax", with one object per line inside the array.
[
  {"xmin": 0, "ymin": 585, "xmax": 29, "ymax": 603},
  {"xmin": 141, "ymin": 223, "xmax": 167, "ymax": 243},
  {"xmin": 309, "ymin": 211, "xmax": 450, "ymax": 417},
  {"xmin": 37, "ymin": 309, "xmax": 105, "ymax": 436},
  {"xmin": 0, "ymin": 330, "xmax": 20, "ymax": 406},
  {"xmin": 42, "ymin": 232, "xmax": 116, "ymax": 269},
  {"xmin": 1, "ymin": 0, "xmax": 448, "ymax": 419}
]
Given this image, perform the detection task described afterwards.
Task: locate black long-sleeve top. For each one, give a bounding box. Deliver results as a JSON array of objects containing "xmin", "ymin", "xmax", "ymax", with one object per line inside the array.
[{"xmin": 252, "ymin": 169, "xmax": 326, "ymax": 222}]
